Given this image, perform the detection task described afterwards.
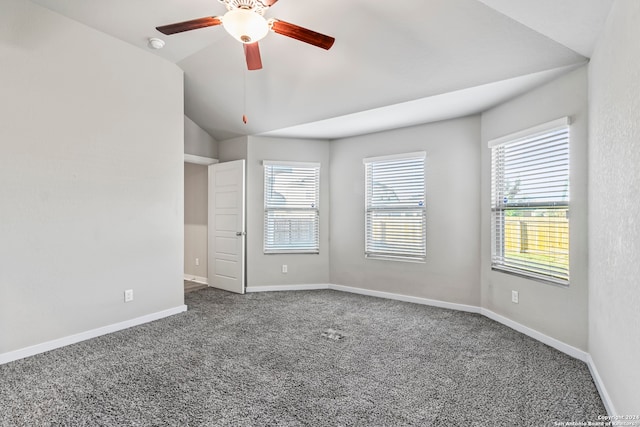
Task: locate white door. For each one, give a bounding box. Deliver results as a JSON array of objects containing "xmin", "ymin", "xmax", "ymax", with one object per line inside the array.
[{"xmin": 208, "ymin": 160, "xmax": 246, "ymax": 294}]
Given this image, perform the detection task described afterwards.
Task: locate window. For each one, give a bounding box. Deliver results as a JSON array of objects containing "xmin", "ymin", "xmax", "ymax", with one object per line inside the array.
[
  {"xmin": 264, "ymin": 161, "xmax": 320, "ymax": 254},
  {"xmin": 364, "ymin": 152, "xmax": 426, "ymax": 262},
  {"xmin": 490, "ymin": 118, "xmax": 570, "ymax": 285}
]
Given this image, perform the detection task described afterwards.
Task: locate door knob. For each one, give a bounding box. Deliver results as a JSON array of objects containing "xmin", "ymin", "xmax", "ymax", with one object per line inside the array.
[{"xmin": 236, "ymin": 231, "xmax": 246, "ymax": 236}]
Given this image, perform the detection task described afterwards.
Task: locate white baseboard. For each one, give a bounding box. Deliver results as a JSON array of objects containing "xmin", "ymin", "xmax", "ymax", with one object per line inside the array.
[
  {"xmin": 586, "ymin": 354, "xmax": 616, "ymax": 416},
  {"xmin": 480, "ymin": 308, "xmax": 588, "ymax": 362},
  {"xmin": 247, "ymin": 284, "xmax": 588, "ymax": 364},
  {"xmin": 257, "ymin": 284, "xmax": 591, "ymax": 361},
  {"xmin": 248, "ymin": 283, "xmax": 479, "ymax": 314},
  {"xmin": 184, "ymin": 274, "xmax": 208, "ymax": 285},
  {"xmin": 329, "ymin": 284, "xmax": 482, "ymax": 314},
  {"xmin": 330, "ymin": 286, "xmax": 588, "ymax": 361},
  {"xmin": 0, "ymin": 305, "xmax": 187, "ymax": 366},
  {"xmin": 1, "ymin": 283, "xmax": 613, "ymax": 416},
  {"xmin": 328, "ymin": 285, "xmax": 609, "ymax": 408},
  {"xmin": 246, "ymin": 284, "xmax": 330, "ymax": 292}
]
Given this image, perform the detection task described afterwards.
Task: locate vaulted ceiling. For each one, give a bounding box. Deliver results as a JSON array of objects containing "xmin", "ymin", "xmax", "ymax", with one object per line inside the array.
[{"xmin": 30, "ymin": 0, "xmax": 613, "ymax": 141}]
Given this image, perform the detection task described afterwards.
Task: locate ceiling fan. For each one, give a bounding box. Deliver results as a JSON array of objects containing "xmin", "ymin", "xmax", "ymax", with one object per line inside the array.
[{"xmin": 156, "ymin": 0, "xmax": 335, "ymax": 70}]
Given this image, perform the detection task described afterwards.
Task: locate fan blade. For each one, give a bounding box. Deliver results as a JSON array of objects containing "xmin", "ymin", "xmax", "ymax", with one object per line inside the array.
[
  {"xmin": 261, "ymin": 0, "xmax": 279, "ymax": 5},
  {"xmin": 156, "ymin": 17, "xmax": 222, "ymax": 35},
  {"xmin": 244, "ymin": 42, "xmax": 263, "ymax": 70},
  {"xmin": 270, "ymin": 19, "xmax": 335, "ymax": 50}
]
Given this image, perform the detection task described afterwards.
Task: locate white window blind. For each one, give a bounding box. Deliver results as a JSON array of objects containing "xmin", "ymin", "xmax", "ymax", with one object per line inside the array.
[
  {"xmin": 364, "ymin": 152, "xmax": 426, "ymax": 262},
  {"xmin": 490, "ymin": 118, "xmax": 570, "ymax": 285},
  {"xmin": 264, "ymin": 161, "xmax": 320, "ymax": 254}
]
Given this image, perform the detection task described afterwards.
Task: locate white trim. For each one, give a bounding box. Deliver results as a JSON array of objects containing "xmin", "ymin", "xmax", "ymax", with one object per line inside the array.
[
  {"xmin": 0, "ymin": 305, "xmax": 187, "ymax": 365},
  {"xmin": 184, "ymin": 274, "xmax": 209, "ymax": 285},
  {"xmin": 363, "ymin": 151, "xmax": 426, "ymax": 164},
  {"xmin": 262, "ymin": 160, "xmax": 320, "ymax": 168},
  {"xmin": 586, "ymin": 355, "xmax": 616, "ymax": 416},
  {"xmin": 246, "ymin": 284, "xmax": 330, "ymax": 292},
  {"xmin": 480, "ymin": 308, "xmax": 587, "ymax": 361},
  {"xmin": 335, "ymin": 286, "xmax": 590, "ymax": 361},
  {"xmin": 329, "ymin": 284, "xmax": 481, "ymax": 313},
  {"xmin": 2, "ymin": 283, "xmax": 611, "ymax": 414},
  {"xmin": 184, "ymin": 154, "xmax": 218, "ymax": 165},
  {"xmin": 487, "ymin": 117, "xmax": 570, "ymax": 148}
]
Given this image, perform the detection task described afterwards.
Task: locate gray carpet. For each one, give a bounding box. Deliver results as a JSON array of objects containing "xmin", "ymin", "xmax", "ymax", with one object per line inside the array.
[{"xmin": 0, "ymin": 288, "xmax": 605, "ymax": 426}]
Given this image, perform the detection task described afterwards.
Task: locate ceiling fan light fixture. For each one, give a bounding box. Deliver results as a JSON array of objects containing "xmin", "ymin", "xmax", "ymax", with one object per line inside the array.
[{"xmin": 222, "ymin": 8, "xmax": 269, "ymax": 43}]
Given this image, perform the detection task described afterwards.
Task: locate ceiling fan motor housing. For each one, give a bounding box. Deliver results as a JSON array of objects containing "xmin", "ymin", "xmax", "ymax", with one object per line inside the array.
[{"xmin": 220, "ymin": 0, "xmax": 268, "ymax": 15}]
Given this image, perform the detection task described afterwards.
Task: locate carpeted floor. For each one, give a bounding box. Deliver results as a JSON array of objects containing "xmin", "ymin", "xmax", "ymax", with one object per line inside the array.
[{"xmin": 0, "ymin": 288, "xmax": 606, "ymax": 426}]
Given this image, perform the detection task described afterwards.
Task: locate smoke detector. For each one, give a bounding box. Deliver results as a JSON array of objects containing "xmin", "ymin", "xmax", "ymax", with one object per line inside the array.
[{"xmin": 148, "ymin": 38, "xmax": 165, "ymax": 49}]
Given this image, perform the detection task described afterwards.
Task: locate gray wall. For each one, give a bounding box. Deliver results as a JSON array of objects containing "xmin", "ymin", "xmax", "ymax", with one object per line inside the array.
[
  {"xmin": 330, "ymin": 116, "xmax": 481, "ymax": 305},
  {"xmin": 588, "ymin": 0, "xmax": 640, "ymax": 414},
  {"xmin": 246, "ymin": 136, "xmax": 331, "ymax": 287},
  {"xmin": 480, "ymin": 66, "xmax": 589, "ymax": 350},
  {"xmin": 184, "ymin": 163, "xmax": 208, "ymax": 279},
  {"xmin": 184, "ymin": 116, "xmax": 218, "ymax": 159},
  {"xmin": 218, "ymin": 136, "xmax": 248, "ymax": 162},
  {"xmin": 0, "ymin": 0, "xmax": 184, "ymax": 353}
]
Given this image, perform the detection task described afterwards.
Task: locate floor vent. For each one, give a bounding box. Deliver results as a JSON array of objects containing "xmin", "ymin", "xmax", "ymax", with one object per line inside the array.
[{"xmin": 321, "ymin": 328, "xmax": 345, "ymax": 341}]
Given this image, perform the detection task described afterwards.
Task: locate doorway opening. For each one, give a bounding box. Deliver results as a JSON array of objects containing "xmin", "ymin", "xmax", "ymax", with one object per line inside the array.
[
  {"xmin": 184, "ymin": 156, "xmax": 246, "ymax": 294},
  {"xmin": 184, "ymin": 155, "xmax": 217, "ymax": 294}
]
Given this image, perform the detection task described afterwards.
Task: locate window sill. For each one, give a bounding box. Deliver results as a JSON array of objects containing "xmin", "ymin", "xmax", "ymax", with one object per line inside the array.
[
  {"xmin": 264, "ymin": 251, "xmax": 320, "ymax": 255},
  {"xmin": 365, "ymin": 254, "xmax": 426, "ymax": 264},
  {"xmin": 491, "ymin": 266, "xmax": 569, "ymax": 287}
]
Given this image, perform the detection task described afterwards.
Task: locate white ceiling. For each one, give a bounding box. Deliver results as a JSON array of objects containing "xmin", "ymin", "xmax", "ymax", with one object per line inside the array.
[{"xmin": 30, "ymin": 0, "xmax": 613, "ymax": 141}]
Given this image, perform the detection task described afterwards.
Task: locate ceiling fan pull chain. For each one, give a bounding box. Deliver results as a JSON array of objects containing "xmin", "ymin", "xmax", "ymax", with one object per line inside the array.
[{"xmin": 242, "ymin": 66, "xmax": 248, "ymax": 124}]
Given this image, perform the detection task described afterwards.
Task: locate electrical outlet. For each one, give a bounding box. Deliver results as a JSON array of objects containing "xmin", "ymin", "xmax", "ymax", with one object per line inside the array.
[
  {"xmin": 195, "ymin": 258, "xmax": 200, "ymax": 266},
  {"xmin": 124, "ymin": 289, "xmax": 134, "ymax": 303},
  {"xmin": 282, "ymin": 264, "xmax": 288, "ymax": 274},
  {"xmin": 511, "ymin": 290, "xmax": 519, "ymax": 304}
]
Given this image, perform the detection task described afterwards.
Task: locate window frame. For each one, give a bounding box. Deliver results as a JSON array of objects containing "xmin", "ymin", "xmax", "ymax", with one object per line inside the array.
[
  {"xmin": 263, "ymin": 160, "xmax": 320, "ymax": 255},
  {"xmin": 489, "ymin": 117, "xmax": 571, "ymax": 286},
  {"xmin": 363, "ymin": 151, "xmax": 426, "ymax": 263}
]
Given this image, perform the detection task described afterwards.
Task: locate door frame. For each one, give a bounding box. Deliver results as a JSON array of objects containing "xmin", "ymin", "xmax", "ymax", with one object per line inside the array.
[{"xmin": 183, "ymin": 155, "xmax": 218, "ymax": 285}]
